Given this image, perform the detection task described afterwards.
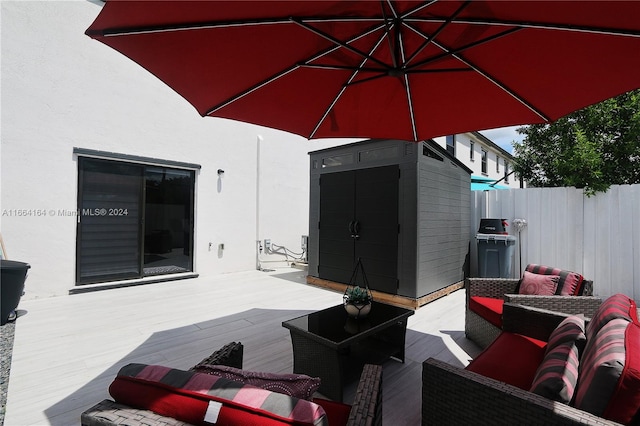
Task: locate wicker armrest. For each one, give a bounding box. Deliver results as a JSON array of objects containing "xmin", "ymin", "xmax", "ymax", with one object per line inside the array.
[
  {"xmin": 81, "ymin": 399, "xmax": 190, "ymax": 426},
  {"xmin": 466, "ymin": 278, "xmax": 520, "ymax": 299},
  {"xmin": 501, "ymin": 303, "xmax": 575, "ymax": 341},
  {"xmin": 189, "ymin": 341, "xmax": 243, "ymax": 371},
  {"xmin": 347, "ymin": 364, "xmax": 383, "ymax": 426},
  {"xmin": 504, "ymin": 294, "xmax": 602, "ymax": 318},
  {"xmin": 422, "ymin": 358, "xmax": 622, "ymax": 426}
]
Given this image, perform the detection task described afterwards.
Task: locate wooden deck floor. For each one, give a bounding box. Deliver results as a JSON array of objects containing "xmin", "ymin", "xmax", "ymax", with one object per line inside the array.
[{"xmin": 4, "ymin": 268, "xmax": 481, "ymax": 426}]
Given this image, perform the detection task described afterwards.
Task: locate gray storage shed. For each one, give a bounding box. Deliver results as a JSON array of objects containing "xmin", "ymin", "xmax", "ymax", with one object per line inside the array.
[{"xmin": 307, "ymin": 139, "xmax": 471, "ymax": 303}]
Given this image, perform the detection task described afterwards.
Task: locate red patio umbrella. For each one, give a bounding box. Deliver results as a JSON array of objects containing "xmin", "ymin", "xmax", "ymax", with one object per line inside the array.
[{"xmin": 85, "ymin": 1, "xmax": 640, "ymax": 142}]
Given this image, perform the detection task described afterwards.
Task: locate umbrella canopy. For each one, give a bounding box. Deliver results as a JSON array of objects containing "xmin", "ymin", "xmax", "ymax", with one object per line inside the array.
[{"xmin": 85, "ymin": 1, "xmax": 640, "ymax": 142}]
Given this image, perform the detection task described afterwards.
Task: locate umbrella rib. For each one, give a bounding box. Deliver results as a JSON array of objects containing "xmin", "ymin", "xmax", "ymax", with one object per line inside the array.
[
  {"xmin": 450, "ymin": 18, "xmax": 640, "ymax": 39},
  {"xmin": 206, "ymin": 21, "xmax": 387, "ymax": 118},
  {"xmin": 404, "ymin": 0, "xmax": 471, "ymax": 68},
  {"xmin": 343, "ymin": 67, "xmax": 472, "ymax": 87},
  {"xmin": 91, "ymin": 18, "xmax": 293, "ymax": 37},
  {"xmin": 397, "ymin": 30, "xmax": 418, "ymax": 141},
  {"xmin": 205, "ymin": 65, "xmax": 299, "ymax": 116},
  {"xmin": 309, "ymin": 31, "xmax": 389, "ymax": 139},
  {"xmin": 89, "ymin": 17, "xmax": 384, "ymax": 37},
  {"xmin": 380, "ymin": 1, "xmax": 398, "ymax": 69},
  {"xmin": 299, "ymin": 63, "xmax": 386, "ymax": 73},
  {"xmin": 291, "ymin": 18, "xmax": 389, "ymax": 69},
  {"xmin": 403, "ymin": 25, "xmax": 521, "ymax": 71},
  {"xmin": 430, "ymin": 38, "xmax": 551, "ymax": 122}
]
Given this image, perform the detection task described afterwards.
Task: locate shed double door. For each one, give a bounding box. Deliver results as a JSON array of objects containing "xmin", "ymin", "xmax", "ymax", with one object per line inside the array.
[{"xmin": 318, "ymin": 165, "xmax": 399, "ymax": 294}]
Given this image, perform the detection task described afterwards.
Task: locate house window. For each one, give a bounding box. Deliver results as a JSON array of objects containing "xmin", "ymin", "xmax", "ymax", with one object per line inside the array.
[
  {"xmin": 76, "ymin": 157, "xmax": 195, "ymax": 284},
  {"xmin": 496, "ymin": 155, "xmax": 500, "ymax": 173},
  {"xmin": 481, "ymin": 149, "xmax": 487, "ymax": 174},
  {"xmin": 446, "ymin": 135, "xmax": 455, "ymax": 156},
  {"xmin": 505, "ymin": 161, "xmax": 510, "ymax": 183},
  {"xmin": 470, "ymin": 141, "xmax": 475, "ymax": 161}
]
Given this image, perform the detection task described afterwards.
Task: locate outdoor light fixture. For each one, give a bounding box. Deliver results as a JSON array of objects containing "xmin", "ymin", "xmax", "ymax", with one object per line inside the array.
[{"xmin": 217, "ymin": 169, "xmax": 224, "ymax": 177}]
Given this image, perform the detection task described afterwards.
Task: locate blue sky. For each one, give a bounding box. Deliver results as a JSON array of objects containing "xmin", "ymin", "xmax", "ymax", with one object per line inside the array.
[{"xmin": 478, "ymin": 125, "xmax": 526, "ymax": 154}]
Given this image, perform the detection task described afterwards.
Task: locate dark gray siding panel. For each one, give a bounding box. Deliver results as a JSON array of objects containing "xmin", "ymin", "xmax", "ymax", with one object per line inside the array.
[{"xmin": 416, "ymin": 154, "xmax": 471, "ymax": 298}]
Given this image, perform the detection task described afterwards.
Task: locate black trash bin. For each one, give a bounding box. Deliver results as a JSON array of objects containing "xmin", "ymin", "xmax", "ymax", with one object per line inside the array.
[
  {"xmin": 1, "ymin": 259, "xmax": 30, "ymax": 325},
  {"xmin": 476, "ymin": 234, "xmax": 517, "ymax": 278},
  {"xmin": 476, "ymin": 218, "xmax": 516, "ymax": 278}
]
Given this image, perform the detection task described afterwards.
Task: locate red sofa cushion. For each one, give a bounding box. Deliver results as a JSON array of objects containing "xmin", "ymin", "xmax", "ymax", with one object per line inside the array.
[
  {"xmin": 313, "ymin": 398, "xmax": 351, "ymax": 426},
  {"xmin": 466, "ymin": 331, "xmax": 547, "ymax": 390},
  {"xmin": 469, "ymin": 296, "xmax": 504, "ymax": 328},
  {"xmin": 109, "ymin": 364, "xmax": 328, "ymax": 426},
  {"xmin": 524, "ymin": 264, "xmax": 584, "ymax": 296}
]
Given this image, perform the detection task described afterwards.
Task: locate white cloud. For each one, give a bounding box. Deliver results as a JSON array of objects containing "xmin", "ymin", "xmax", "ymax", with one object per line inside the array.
[{"xmin": 479, "ymin": 126, "xmax": 526, "ymax": 154}]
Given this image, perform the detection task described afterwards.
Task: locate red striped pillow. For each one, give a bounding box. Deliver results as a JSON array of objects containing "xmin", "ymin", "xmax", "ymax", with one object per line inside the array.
[
  {"xmin": 573, "ymin": 319, "xmax": 631, "ymax": 421},
  {"xmin": 529, "ymin": 315, "xmax": 586, "ymax": 403},
  {"xmin": 586, "ymin": 293, "xmax": 638, "ymax": 340},
  {"xmin": 525, "ymin": 264, "xmax": 584, "ymax": 296},
  {"xmin": 109, "ymin": 364, "xmax": 328, "ymax": 426}
]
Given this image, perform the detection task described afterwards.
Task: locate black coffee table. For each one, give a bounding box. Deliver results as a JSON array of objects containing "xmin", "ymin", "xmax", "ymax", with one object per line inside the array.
[{"xmin": 282, "ymin": 301, "xmax": 414, "ymax": 401}]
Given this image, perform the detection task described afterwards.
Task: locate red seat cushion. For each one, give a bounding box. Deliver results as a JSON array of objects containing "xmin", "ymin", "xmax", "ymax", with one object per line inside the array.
[
  {"xmin": 466, "ymin": 332, "xmax": 547, "ymax": 390},
  {"xmin": 313, "ymin": 398, "xmax": 352, "ymax": 426},
  {"xmin": 469, "ymin": 296, "xmax": 504, "ymax": 328},
  {"xmin": 109, "ymin": 364, "xmax": 327, "ymax": 426}
]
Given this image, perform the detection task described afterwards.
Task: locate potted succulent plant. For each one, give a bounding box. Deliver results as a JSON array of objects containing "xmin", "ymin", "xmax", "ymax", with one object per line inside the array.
[
  {"xmin": 343, "ymin": 285, "xmax": 373, "ymax": 319},
  {"xmin": 343, "ymin": 258, "xmax": 373, "ymax": 319}
]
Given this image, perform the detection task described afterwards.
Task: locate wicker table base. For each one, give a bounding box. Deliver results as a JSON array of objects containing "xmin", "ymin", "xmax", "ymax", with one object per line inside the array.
[{"xmin": 282, "ymin": 302, "xmax": 413, "ymax": 402}]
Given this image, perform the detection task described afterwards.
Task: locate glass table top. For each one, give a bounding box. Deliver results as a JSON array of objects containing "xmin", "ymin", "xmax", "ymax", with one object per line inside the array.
[{"xmin": 282, "ymin": 301, "xmax": 413, "ymax": 345}]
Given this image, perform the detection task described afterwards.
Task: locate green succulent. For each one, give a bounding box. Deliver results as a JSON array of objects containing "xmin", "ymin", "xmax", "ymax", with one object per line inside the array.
[{"xmin": 343, "ymin": 286, "xmax": 372, "ymax": 305}]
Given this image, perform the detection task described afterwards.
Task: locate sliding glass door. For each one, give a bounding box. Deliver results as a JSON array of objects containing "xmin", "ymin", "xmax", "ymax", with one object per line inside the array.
[{"xmin": 76, "ymin": 157, "xmax": 194, "ymax": 285}]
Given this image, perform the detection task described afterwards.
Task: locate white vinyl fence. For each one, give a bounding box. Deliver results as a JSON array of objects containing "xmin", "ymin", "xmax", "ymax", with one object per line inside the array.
[{"xmin": 470, "ymin": 184, "xmax": 640, "ymax": 301}]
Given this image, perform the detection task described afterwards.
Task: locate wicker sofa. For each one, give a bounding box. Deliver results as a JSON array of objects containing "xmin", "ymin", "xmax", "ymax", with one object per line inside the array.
[
  {"xmin": 424, "ymin": 300, "xmax": 640, "ymax": 425},
  {"xmin": 466, "ymin": 264, "xmax": 602, "ymax": 348},
  {"xmin": 81, "ymin": 342, "xmax": 382, "ymax": 426}
]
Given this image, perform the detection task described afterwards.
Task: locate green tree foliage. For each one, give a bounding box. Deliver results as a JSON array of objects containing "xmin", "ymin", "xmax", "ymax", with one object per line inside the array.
[{"xmin": 512, "ymin": 89, "xmax": 640, "ymax": 195}]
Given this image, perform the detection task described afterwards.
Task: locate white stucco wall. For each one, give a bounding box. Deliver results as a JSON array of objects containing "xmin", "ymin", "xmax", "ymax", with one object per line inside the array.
[{"xmin": 1, "ymin": 1, "xmax": 352, "ymax": 299}]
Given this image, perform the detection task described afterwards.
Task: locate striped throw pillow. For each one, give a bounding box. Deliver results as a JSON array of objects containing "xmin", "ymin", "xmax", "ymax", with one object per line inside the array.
[
  {"xmin": 585, "ymin": 293, "xmax": 638, "ymax": 340},
  {"xmin": 524, "ymin": 264, "xmax": 584, "ymax": 296},
  {"xmin": 573, "ymin": 319, "xmax": 630, "ymax": 420},
  {"xmin": 192, "ymin": 365, "xmax": 321, "ymax": 400},
  {"xmin": 109, "ymin": 364, "xmax": 328, "ymax": 426},
  {"xmin": 529, "ymin": 315, "xmax": 586, "ymax": 403}
]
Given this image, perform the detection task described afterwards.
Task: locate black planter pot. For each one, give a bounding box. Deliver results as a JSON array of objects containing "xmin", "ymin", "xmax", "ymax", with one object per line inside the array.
[{"xmin": 1, "ymin": 260, "xmax": 30, "ymax": 325}]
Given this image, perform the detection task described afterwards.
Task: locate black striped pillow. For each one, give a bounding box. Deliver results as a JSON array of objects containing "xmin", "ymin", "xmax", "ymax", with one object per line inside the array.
[
  {"xmin": 529, "ymin": 315, "xmax": 586, "ymax": 403},
  {"xmin": 109, "ymin": 364, "xmax": 328, "ymax": 426}
]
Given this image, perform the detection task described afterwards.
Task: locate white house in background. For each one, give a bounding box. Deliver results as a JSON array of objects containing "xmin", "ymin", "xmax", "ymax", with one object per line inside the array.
[{"xmin": 433, "ymin": 132, "xmax": 524, "ymax": 190}]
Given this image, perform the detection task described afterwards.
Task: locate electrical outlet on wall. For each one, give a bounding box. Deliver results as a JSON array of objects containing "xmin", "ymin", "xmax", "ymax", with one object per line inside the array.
[{"xmin": 264, "ymin": 239, "xmax": 271, "ymax": 251}]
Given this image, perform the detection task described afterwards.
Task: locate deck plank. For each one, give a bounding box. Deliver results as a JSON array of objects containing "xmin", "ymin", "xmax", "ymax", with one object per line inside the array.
[{"xmin": 4, "ymin": 268, "xmax": 480, "ymax": 426}]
